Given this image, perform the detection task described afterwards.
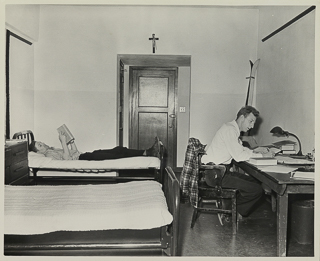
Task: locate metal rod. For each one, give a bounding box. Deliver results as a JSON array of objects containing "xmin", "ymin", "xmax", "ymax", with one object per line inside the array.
[{"xmin": 262, "ymin": 6, "xmax": 315, "ymax": 42}]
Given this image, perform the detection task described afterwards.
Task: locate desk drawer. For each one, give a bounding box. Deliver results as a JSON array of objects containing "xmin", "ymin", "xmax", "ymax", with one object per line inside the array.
[
  {"xmin": 5, "ymin": 167, "xmax": 11, "ymax": 185},
  {"xmin": 7, "ymin": 159, "xmax": 28, "ymax": 184},
  {"xmin": 9, "ymin": 143, "xmax": 28, "ymax": 163},
  {"xmin": 5, "ymin": 148, "xmax": 11, "ymax": 166}
]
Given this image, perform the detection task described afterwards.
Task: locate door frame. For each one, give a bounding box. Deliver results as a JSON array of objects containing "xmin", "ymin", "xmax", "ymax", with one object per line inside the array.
[{"xmin": 116, "ymin": 54, "xmax": 191, "ymax": 169}]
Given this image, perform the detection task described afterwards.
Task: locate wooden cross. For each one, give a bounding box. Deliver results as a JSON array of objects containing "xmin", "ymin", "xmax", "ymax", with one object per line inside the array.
[{"xmin": 149, "ymin": 34, "xmax": 159, "ymax": 53}]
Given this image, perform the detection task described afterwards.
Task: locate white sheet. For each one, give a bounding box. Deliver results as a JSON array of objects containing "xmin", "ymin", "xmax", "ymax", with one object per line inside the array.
[
  {"xmin": 33, "ymin": 170, "xmax": 118, "ymax": 177},
  {"xmin": 4, "ymin": 181, "xmax": 173, "ymax": 235},
  {"xmin": 28, "ymin": 152, "xmax": 160, "ymax": 170}
]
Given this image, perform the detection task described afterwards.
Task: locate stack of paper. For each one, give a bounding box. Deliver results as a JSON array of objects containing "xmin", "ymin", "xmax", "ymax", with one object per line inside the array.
[
  {"xmin": 291, "ymin": 171, "xmax": 314, "ymax": 180},
  {"xmin": 276, "ymin": 156, "xmax": 315, "ymax": 165},
  {"xmin": 258, "ymin": 165, "xmax": 297, "ymax": 174}
]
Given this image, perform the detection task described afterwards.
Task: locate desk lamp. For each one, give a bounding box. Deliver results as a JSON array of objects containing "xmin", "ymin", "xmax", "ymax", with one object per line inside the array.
[{"xmin": 270, "ymin": 126, "xmax": 303, "ymax": 156}]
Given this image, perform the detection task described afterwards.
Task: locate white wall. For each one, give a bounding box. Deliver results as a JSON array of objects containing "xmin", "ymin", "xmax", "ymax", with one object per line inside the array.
[
  {"xmin": 33, "ymin": 5, "xmax": 259, "ymax": 157},
  {"xmin": 9, "ymin": 37, "xmax": 34, "ymax": 136},
  {"xmin": 177, "ymin": 67, "xmax": 191, "ymax": 166},
  {"xmin": 5, "ymin": 5, "xmax": 39, "ymax": 138},
  {"xmin": 6, "ymin": 4, "xmax": 315, "ymax": 163},
  {"xmin": 255, "ymin": 6, "xmax": 315, "ymax": 154},
  {"xmin": 5, "ymin": 4, "xmax": 39, "ymax": 42}
]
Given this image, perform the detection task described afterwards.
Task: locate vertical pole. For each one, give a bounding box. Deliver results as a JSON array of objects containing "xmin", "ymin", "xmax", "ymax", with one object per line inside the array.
[{"xmin": 6, "ymin": 30, "xmax": 10, "ymax": 139}]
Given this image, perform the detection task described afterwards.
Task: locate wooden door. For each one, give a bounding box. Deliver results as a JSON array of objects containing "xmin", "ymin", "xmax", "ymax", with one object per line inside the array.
[{"xmin": 129, "ymin": 67, "xmax": 177, "ymax": 168}]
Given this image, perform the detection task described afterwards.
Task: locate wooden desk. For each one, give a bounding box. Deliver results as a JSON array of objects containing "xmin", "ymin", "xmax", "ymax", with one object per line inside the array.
[{"xmin": 233, "ymin": 161, "xmax": 314, "ymax": 257}]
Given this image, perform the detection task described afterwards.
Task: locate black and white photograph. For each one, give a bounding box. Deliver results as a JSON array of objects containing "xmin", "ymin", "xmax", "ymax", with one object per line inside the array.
[{"xmin": 1, "ymin": 0, "xmax": 318, "ymax": 259}]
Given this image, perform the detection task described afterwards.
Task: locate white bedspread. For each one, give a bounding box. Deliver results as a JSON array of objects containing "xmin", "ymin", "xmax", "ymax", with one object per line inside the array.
[
  {"xmin": 4, "ymin": 181, "xmax": 173, "ymax": 235},
  {"xmin": 28, "ymin": 152, "xmax": 160, "ymax": 170}
]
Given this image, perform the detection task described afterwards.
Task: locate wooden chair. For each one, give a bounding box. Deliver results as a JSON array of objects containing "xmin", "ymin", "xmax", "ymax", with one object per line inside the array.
[{"xmin": 191, "ymin": 153, "xmax": 238, "ymax": 234}]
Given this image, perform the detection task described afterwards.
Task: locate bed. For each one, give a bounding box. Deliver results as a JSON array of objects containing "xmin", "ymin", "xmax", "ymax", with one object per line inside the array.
[
  {"xmin": 4, "ymin": 166, "xmax": 180, "ymax": 256},
  {"xmin": 12, "ymin": 130, "xmax": 165, "ymax": 184}
]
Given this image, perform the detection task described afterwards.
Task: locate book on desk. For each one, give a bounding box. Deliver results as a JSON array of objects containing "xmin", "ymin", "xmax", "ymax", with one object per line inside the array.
[
  {"xmin": 248, "ymin": 157, "xmax": 278, "ymax": 166},
  {"xmin": 290, "ymin": 171, "xmax": 314, "ymax": 180},
  {"xmin": 250, "ymin": 155, "xmax": 315, "ymax": 180},
  {"xmin": 272, "ymin": 140, "xmax": 297, "ymax": 155}
]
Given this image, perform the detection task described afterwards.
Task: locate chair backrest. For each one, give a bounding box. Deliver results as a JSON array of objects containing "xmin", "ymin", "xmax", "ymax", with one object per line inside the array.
[{"xmin": 12, "ymin": 130, "xmax": 34, "ymax": 150}]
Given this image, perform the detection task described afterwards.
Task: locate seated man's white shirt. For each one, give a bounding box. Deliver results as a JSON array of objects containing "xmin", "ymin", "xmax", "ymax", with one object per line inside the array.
[{"xmin": 202, "ymin": 120, "xmax": 261, "ymax": 165}]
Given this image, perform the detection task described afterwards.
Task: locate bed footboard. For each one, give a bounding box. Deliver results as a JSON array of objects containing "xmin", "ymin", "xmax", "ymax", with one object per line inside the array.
[{"xmin": 161, "ymin": 167, "xmax": 180, "ymax": 256}]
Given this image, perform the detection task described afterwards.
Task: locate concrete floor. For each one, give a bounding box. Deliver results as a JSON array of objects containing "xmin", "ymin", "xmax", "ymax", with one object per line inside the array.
[{"xmin": 178, "ymin": 198, "xmax": 314, "ymax": 257}]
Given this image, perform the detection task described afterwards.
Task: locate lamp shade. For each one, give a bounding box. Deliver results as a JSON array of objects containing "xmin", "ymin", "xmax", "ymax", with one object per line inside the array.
[
  {"xmin": 270, "ymin": 126, "xmax": 287, "ymax": 135},
  {"xmin": 270, "ymin": 126, "xmax": 302, "ymax": 156}
]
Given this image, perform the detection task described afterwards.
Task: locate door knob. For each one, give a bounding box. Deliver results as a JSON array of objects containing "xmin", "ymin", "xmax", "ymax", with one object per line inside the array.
[{"xmin": 169, "ymin": 114, "xmax": 176, "ymax": 128}]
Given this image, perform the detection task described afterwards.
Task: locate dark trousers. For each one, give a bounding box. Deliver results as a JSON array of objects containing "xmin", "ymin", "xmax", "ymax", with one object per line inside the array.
[
  {"xmin": 79, "ymin": 146, "xmax": 145, "ymax": 161},
  {"xmin": 222, "ymin": 168, "xmax": 264, "ymax": 216}
]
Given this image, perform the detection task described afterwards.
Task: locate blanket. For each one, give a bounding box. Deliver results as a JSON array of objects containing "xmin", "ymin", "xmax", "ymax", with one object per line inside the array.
[{"xmin": 4, "ymin": 181, "xmax": 172, "ymax": 235}]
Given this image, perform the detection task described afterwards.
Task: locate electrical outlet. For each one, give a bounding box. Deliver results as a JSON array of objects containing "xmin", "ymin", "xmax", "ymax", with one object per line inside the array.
[{"xmin": 179, "ymin": 107, "xmax": 186, "ymax": 113}]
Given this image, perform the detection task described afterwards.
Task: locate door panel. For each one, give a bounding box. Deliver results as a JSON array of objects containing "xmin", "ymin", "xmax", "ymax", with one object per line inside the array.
[
  {"xmin": 130, "ymin": 67, "xmax": 177, "ymax": 168},
  {"xmin": 138, "ymin": 112, "xmax": 168, "ymax": 151},
  {"xmin": 138, "ymin": 77, "xmax": 168, "ymax": 107}
]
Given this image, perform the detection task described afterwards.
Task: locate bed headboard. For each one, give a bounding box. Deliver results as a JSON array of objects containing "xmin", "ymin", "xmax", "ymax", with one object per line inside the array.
[{"xmin": 12, "ymin": 130, "xmax": 34, "ymax": 150}]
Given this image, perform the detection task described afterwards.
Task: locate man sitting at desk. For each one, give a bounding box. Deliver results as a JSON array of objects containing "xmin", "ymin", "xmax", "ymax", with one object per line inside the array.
[{"xmin": 202, "ymin": 105, "xmax": 275, "ymax": 224}]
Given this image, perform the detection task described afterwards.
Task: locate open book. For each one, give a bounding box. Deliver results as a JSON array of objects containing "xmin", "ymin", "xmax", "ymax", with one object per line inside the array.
[{"xmin": 57, "ymin": 124, "xmax": 75, "ymax": 144}]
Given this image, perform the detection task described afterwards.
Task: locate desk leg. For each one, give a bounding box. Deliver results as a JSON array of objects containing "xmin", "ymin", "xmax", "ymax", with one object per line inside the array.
[{"xmin": 277, "ymin": 193, "xmax": 288, "ymax": 257}]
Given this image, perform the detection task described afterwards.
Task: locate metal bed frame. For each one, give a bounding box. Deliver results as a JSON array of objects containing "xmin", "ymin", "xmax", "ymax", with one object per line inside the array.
[{"xmin": 13, "ymin": 130, "xmax": 165, "ymax": 184}]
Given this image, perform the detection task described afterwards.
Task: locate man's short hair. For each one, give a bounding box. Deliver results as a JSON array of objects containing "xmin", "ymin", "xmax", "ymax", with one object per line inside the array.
[
  {"xmin": 29, "ymin": 141, "xmax": 38, "ymax": 152},
  {"xmin": 236, "ymin": 106, "xmax": 260, "ymax": 119}
]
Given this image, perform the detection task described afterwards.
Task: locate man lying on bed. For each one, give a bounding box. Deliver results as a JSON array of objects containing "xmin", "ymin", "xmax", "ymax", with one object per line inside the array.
[{"xmin": 28, "ymin": 131, "xmax": 161, "ymax": 161}]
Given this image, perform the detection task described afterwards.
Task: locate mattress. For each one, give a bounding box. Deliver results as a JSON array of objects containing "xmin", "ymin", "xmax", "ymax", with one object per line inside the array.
[
  {"xmin": 28, "ymin": 152, "xmax": 161, "ymax": 170},
  {"xmin": 4, "ymin": 181, "xmax": 173, "ymax": 235}
]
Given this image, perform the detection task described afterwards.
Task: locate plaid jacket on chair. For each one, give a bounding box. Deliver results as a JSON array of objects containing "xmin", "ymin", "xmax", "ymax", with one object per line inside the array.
[{"xmin": 180, "ymin": 137, "xmax": 206, "ymax": 207}]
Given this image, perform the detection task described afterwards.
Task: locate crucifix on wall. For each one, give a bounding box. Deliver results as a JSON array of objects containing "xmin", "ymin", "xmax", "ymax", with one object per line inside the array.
[{"xmin": 149, "ymin": 34, "xmax": 159, "ymax": 53}]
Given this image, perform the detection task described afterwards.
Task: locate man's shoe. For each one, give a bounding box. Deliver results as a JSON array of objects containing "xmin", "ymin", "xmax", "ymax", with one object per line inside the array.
[
  {"xmin": 146, "ymin": 137, "xmax": 160, "ymax": 157},
  {"xmin": 217, "ymin": 213, "xmax": 231, "ymax": 226}
]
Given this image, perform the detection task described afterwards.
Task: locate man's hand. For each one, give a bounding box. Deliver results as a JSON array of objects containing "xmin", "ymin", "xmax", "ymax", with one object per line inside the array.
[
  {"xmin": 253, "ymin": 147, "xmax": 269, "ymax": 154},
  {"xmin": 58, "ymin": 131, "xmax": 67, "ymax": 143},
  {"xmin": 262, "ymin": 150, "xmax": 275, "ymax": 158},
  {"xmin": 253, "ymin": 147, "xmax": 275, "ymax": 158},
  {"xmin": 58, "ymin": 131, "xmax": 72, "ymax": 160}
]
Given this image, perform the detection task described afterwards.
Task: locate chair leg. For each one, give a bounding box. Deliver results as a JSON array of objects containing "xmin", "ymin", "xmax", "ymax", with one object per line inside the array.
[
  {"xmin": 216, "ymin": 198, "xmax": 223, "ymax": 209},
  {"xmin": 231, "ymin": 195, "xmax": 237, "ymax": 235},
  {"xmin": 191, "ymin": 198, "xmax": 203, "ymax": 228},
  {"xmin": 191, "ymin": 208, "xmax": 199, "ymax": 228},
  {"xmin": 271, "ymin": 192, "xmax": 277, "ymax": 212}
]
